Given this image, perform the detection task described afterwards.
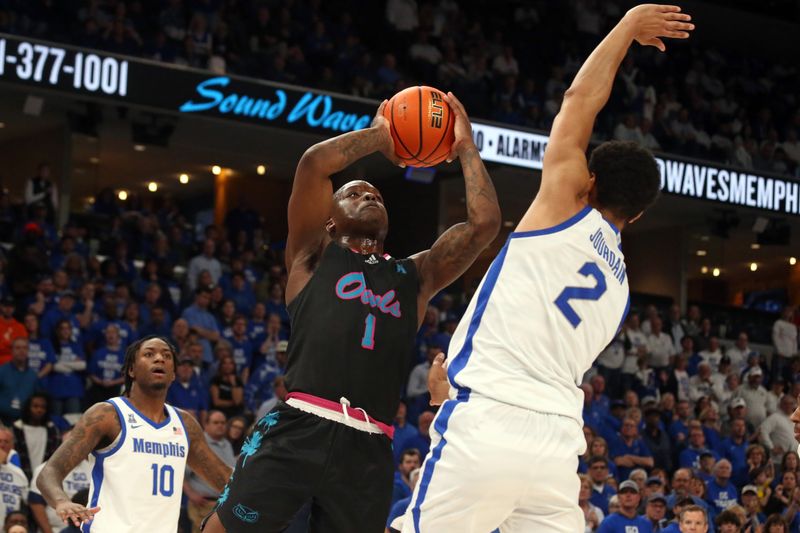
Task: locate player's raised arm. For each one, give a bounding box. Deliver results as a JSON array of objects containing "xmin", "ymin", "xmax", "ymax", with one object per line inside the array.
[
  {"xmin": 37, "ymin": 402, "xmax": 118, "ymax": 526},
  {"xmin": 286, "ymin": 101, "xmax": 402, "ymax": 274},
  {"xmin": 519, "ymin": 5, "xmax": 693, "ymax": 230},
  {"xmin": 411, "ymin": 92, "xmax": 501, "ymax": 316},
  {"xmin": 180, "ymin": 409, "xmax": 233, "ymax": 492}
]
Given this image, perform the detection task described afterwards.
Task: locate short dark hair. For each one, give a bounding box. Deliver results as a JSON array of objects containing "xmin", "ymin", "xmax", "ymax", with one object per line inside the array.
[
  {"xmin": 122, "ymin": 335, "xmax": 177, "ymax": 395},
  {"xmin": 400, "ymin": 448, "xmax": 421, "ymax": 462},
  {"xmin": 763, "ymin": 514, "xmax": 788, "ymax": 531},
  {"xmin": 588, "ymin": 140, "xmax": 661, "ymax": 220},
  {"xmin": 715, "ymin": 510, "xmax": 741, "ymax": 527},
  {"xmin": 588, "ymin": 456, "xmax": 608, "ymax": 467}
]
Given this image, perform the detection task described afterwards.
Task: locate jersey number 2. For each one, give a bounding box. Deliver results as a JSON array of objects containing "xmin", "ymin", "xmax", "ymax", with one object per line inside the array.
[{"xmin": 554, "ymin": 262, "xmax": 607, "ymax": 328}]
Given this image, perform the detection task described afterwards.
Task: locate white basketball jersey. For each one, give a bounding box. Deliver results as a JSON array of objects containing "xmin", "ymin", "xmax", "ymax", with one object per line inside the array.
[
  {"xmin": 447, "ymin": 206, "xmax": 630, "ymax": 422},
  {"xmin": 82, "ymin": 397, "xmax": 189, "ymax": 533}
]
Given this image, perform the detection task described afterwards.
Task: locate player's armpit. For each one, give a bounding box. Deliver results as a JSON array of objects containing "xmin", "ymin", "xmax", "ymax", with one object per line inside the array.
[
  {"xmin": 37, "ymin": 402, "xmax": 119, "ymax": 508},
  {"xmin": 181, "ymin": 409, "xmax": 233, "ymax": 492}
]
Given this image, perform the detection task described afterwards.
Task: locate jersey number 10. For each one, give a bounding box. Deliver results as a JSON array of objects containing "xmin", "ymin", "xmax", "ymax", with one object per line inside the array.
[
  {"xmin": 554, "ymin": 262, "xmax": 607, "ymax": 328},
  {"xmin": 151, "ymin": 463, "xmax": 175, "ymax": 497}
]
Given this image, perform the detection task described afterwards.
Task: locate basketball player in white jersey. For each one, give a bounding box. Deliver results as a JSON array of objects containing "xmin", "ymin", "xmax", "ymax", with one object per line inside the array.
[
  {"xmin": 36, "ymin": 336, "xmax": 233, "ymax": 532},
  {"xmin": 399, "ymin": 5, "xmax": 694, "ymax": 533}
]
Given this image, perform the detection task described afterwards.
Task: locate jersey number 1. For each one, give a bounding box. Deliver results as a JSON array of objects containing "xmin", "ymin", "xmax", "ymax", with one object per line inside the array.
[
  {"xmin": 554, "ymin": 262, "xmax": 607, "ymax": 328},
  {"xmin": 361, "ymin": 313, "xmax": 376, "ymax": 350}
]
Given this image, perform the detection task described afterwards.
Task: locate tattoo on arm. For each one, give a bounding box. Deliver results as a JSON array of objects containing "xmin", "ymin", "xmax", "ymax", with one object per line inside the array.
[
  {"xmin": 182, "ymin": 410, "xmax": 233, "ymax": 492},
  {"xmin": 37, "ymin": 402, "xmax": 117, "ymax": 507},
  {"xmin": 418, "ymin": 147, "xmax": 499, "ymax": 295},
  {"xmin": 312, "ymin": 127, "xmax": 385, "ymax": 175}
]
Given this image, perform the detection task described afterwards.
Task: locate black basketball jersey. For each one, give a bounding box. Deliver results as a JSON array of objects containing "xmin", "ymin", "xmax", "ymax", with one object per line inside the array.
[{"xmin": 284, "ymin": 241, "xmax": 420, "ymax": 424}]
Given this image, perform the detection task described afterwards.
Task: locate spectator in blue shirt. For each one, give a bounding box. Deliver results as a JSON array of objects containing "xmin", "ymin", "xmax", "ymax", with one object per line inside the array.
[
  {"xmin": 182, "ymin": 285, "xmax": 220, "ymax": 364},
  {"xmin": 666, "ymin": 468, "xmax": 710, "ymax": 512},
  {"xmin": 138, "ymin": 283, "xmax": 172, "ymax": 327},
  {"xmin": 87, "ymin": 297, "xmax": 133, "ymax": 350},
  {"xmin": 611, "ymin": 416, "xmax": 654, "ymax": 481},
  {"xmin": 591, "ymin": 374, "xmax": 611, "ymax": 417},
  {"xmin": 40, "ymin": 290, "xmax": 81, "ymax": 344},
  {"xmin": 588, "ymin": 456, "xmax": 617, "ymax": 516},
  {"xmin": 597, "ymin": 479, "xmax": 653, "ymax": 532},
  {"xmin": 391, "ymin": 449, "xmax": 421, "ymax": 506},
  {"xmin": 392, "ymin": 401, "xmax": 419, "ymax": 464},
  {"xmin": 87, "ymin": 324, "xmax": 126, "ymax": 403},
  {"xmin": 719, "ymin": 417, "xmax": 750, "ymax": 486},
  {"xmin": 248, "ymin": 302, "xmax": 268, "ymax": 347},
  {"xmin": 680, "ymin": 424, "xmax": 720, "ymax": 469},
  {"xmin": 401, "ymin": 411, "xmax": 433, "ymax": 461},
  {"xmin": 669, "ymin": 399, "xmax": 692, "ymax": 448},
  {"xmin": 258, "ymin": 313, "xmax": 288, "ymax": 364},
  {"xmin": 23, "ymin": 312, "xmax": 55, "ymax": 382},
  {"xmin": 705, "ymin": 459, "xmax": 738, "ymax": 520},
  {"xmin": 141, "ymin": 305, "xmax": 172, "ymax": 338},
  {"xmin": 264, "ymin": 283, "xmax": 290, "ymax": 328},
  {"xmin": 225, "ymin": 271, "xmax": 256, "ymax": 316},
  {"xmin": 0, "ymin": 338, "xmax": 39, "ymax": 424},
  {"xmin": 227, "ymin": 315, "xmax": 254, "ymax": 381},
  {"xmin": 386, "ymin": 467, "xmax": 420, "ymax": 532},
  {"xmin": 167, "ymin": 357, "xmax": 208, "ymax": 424},
  {"xmin": 244, "ymin": 340, "xmax": 287, "ymax": 414},
  {"xmin": 49, "ymin": 319, "xmax": 86, "ymax": 416}
]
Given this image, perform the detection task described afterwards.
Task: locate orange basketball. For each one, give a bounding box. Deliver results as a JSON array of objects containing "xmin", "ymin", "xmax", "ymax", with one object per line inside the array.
[{"xmin": 383, "ymin": 86, "xmax": 455, "ymax": 168}]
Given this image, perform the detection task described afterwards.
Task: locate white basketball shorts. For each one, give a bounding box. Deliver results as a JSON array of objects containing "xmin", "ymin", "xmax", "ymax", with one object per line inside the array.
[{"xmin": 398, "ymin": 394, "xmax": 586, "ymax": 533}]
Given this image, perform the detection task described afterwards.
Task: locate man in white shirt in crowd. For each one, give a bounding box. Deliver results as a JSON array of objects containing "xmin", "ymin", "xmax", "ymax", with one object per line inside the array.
[
  {"xmin": 406, "ymin": 345, "xmax": 440, "ymax": 403},
  {"xmin": 183, "ymin": 410, "xmax": 237, "ymax": 533},
  {"xmin": 665, "ymin": 304, "xmax": 687, "ymax": 355},
  {"xmin": 739, "ymin": 366, "xmax": 769, "ymax": 428},
  {"xmin": 597, "ymin": 331, "xmax": 625, "ymax": 400},
  {"xmin": 689, "ymin": 362, "xmax": 714, "ymax": 403},
  {"xmin": 759, "ymin": 394, "xmax": 796, "ymax": 463},
  {"xmin": 186, "ymin": 240, "xmax": 223, "ymax": 292},
  {"xmin": 699, "ymin": 337, "xmax": 723, "ymax": 372},
  {"xmin": 0, "ymin": 426, "xmax": 27, "ymax": 525},
  {"xmin": 725, "ymin": 332, "xmax": 757, "ymax": 374},
  {"xmin": 766, "ymin": 376, "xmax": 785, "ymax": 416},
  {"xmin": 772, "ymin": 306, "xmax": 798, "ymax": 380},
  {"xmin": 29, "ymin": 428, "xmax": 91, "ymax": 533},
  {"xmin": 647, "ymin": 316, "xmax": 675, "ymax": 371}
]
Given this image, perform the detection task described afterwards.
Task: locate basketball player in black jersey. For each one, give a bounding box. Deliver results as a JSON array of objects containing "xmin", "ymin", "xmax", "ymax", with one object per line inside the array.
[{"xmin": 204, "ymin": 94, "xmax": 499, "ymax": 532}]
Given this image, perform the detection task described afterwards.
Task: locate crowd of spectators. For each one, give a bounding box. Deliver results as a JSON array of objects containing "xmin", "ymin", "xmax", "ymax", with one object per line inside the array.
[{"xmin": 1, "ymin": 0, "xmax": 799, "ymax": 180}]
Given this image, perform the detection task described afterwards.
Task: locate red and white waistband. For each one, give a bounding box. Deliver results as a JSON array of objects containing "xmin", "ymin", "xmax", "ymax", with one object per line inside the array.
[{"xmin": 285, "ymin": 392, "xmax": 394, "ymax": 439}]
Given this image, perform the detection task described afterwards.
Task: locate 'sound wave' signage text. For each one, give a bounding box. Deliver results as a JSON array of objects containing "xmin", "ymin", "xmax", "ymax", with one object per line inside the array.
[{"xmin": 178, "ymin": 76, "xmax": 371, "ymax": 133}]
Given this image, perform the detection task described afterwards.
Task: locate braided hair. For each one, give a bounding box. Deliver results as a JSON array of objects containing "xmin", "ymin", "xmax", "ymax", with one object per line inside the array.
[{"xmin": 121, "ymin": 335, "xmax": 178, "ymax": 396}]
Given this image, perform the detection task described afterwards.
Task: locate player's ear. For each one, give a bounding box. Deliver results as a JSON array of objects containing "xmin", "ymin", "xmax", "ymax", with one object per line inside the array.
[{"xmin": 325, "ymin": 218, "xmax": 336, "ymax": 236}]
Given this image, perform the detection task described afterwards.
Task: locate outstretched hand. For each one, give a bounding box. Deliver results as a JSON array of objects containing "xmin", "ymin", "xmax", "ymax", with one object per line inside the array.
[
  {"xmin": 56, "ymin": 501, "xmax": 100, "ymax": 527},
  {"xmin": 623, "ymin": 4, "xmax": 694, "ymax": 52},
  {"xmin": 372, "ymin": 99, "xmax": 405, "ymax": 167},
  {"xmin": 428, "ymin": 353, "xmax": 450, "ymax": 406}
]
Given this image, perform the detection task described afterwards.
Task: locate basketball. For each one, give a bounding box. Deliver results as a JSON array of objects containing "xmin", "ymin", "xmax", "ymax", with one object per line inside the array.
[{"xmin": 383, "ymin": 86, "xmax": 456, "ymax": 167}]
